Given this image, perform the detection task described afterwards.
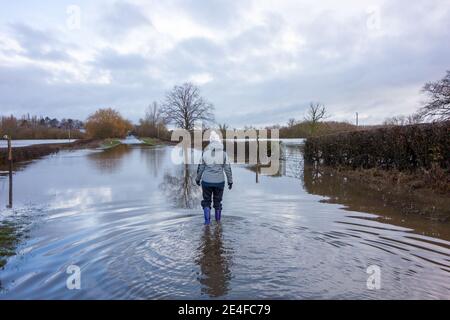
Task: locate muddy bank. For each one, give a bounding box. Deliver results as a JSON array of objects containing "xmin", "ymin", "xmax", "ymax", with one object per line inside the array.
[
  {"xmin": 303, "ymin": 165, "xmax": 450, "ymax": 222},
  {"xmin": 334, "ymin": 165, "xmax": 450, "ymax": 195},
  {"xmin": 0, "ymin": 139, "xmax": 100, "ymax": 168}
]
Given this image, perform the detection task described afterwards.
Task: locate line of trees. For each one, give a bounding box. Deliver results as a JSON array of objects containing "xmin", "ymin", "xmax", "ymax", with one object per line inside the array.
[
  {"xmin": 138, "ymin": 71, "xmax": 449, "ymax": 140},
  {"xmin": 1, "ymin": 82, "xmax": 213, "ymax": 141},
  {"xmin": 275, "ymin": 103, "xmax": 356, "ymax": 138},
  {"xmin": 0, "ymin": 115, "xmax": 85, "ymax": 139},
  {"xmin": 154, "ymin": 83, "xmax": 354, "ymax": 139},
  {"xmin": 134, "ymin": 102, "xmax": 170, "ymax": 140},
  {"xmin": 280, "ymin": 70, "xmax": 450, "ymax": 138},
  {"xmin": 4, "ymin": 70, "xmax": 447, "ymax": 141},
  {"xmin": 383, "ymin": 114, "xmax": 422, "ymax": 126}
]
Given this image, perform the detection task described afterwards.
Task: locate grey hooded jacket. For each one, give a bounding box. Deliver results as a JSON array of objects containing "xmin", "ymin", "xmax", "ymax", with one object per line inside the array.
[{"xmin": 196, "ymin": 141, "xmax": 233, "ymax": 185}]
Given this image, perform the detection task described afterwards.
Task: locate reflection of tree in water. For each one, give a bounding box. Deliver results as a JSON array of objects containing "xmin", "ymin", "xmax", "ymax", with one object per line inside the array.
[
  {"xmin": 303, "ymin": 165, "xmax": 450, "ymax": 227},
  {"xmin": 160, "ymin": 164, "xmax": 201, "ymax": 209},
  {"xmin": 196, "ymin": 225, "xmax": 232, "ymax": 298},
  {"xmin": 303, "ymin": 165, "xmax": 394, "ymax": 206},
  {"xmin": 87, "ymin": 144, "xmax": 132, "ymax": 174},
  {"xmin": 139, "ymin": 146, "xmax": 167, "ymax": 178},
  {"xmin": 303, "ymin": 165, "xmax": 343, "ymax": 198}
]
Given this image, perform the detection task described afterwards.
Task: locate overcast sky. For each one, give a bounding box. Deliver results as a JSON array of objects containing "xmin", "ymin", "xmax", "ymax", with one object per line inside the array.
[{"xmin": 1, "ymin": 0, "xmax": 449, "ymax": 127}]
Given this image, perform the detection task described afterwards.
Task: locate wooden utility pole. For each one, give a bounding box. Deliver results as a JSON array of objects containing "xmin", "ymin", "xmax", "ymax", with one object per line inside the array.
[
  {"xmin": 256, "ymin": 130, "xmax": 260, "ymax": 184},
  {"xmin": 3, "ymin": 135, "xmax": 13, "ymax": 208},
  {"xmin": 7, "ymin": 136, "xmax": 13, "ymax": 208},
  {"xmin": 356, "ymin": 112, "xmax": 359, "ymax": 127}
]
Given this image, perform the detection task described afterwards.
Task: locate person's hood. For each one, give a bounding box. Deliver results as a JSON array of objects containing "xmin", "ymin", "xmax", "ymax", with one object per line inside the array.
[
  {"xmin": 209, "ymin": 130, "xmax": 221, "ymax": 143},
  {"xmin": 206, "ymin": 140, "xmax": 224, "ymax": 151}
]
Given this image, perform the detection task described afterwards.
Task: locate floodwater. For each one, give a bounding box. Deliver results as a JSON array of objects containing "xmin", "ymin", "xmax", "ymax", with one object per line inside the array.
[
  {"xmin": 120, "ymin": 136, "xmax": 143, "ymax": 145},
  {"xmin": 0, "ymin": 139, "xmax": 75, "ymax": 148},
  {"xmin": 0, "ymin": 143, "xmax": 449, "ymax": 299}
]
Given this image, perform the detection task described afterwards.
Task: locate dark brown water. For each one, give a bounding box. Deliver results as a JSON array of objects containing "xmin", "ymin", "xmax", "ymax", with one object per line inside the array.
[{"xmin": 0, "ymin": 144, "xmax": 449, "ymax": 299}]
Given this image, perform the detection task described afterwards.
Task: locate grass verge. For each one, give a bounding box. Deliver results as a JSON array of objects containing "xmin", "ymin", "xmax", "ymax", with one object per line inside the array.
[
  {"xmin": 0, "ymin": 221, "xmax": 21, "ymax": 269},
  {"xmin": 140, "ymin": 137, "xmax": 161, "ymax": 146},
  {"xmin": 100, "ymin": 138, "xmax": 122, "ymax": 149}
]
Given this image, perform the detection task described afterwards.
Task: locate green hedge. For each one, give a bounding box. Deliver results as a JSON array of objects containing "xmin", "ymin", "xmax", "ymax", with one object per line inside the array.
[{"xmin": 304, "ymin": 122, "xmax": 450, "ymax": 171}]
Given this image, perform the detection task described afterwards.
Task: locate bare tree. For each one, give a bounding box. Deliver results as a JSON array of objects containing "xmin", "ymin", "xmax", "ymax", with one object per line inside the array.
[
  {"xmin": 138, "ymin": 101, "xmax": 168, "ymax": 138},
  {"xmin": 383, "ymin": 112, "xmax": 424, "ymax": 126},
  {"xmin": 160, "ymin": 164, "xmax": 201, "ymax": 209},
  {"xmin": 419, "ymin": 71, "xmax": 450, "ymax": 121},
  {"xmin": 384, "ymin": 113, "xmax": 423, "ymax": 126},
  {"xmin": 145, "ymin": 101, "xmax": 162, "ymax": 126},
  {"xmin": 160, "ymin": 83, "xmax": 215, "ymax": 130},
  {"xmin": 304, "ymin": 102, "xmax": 327, "ymax": 135},
  {"xmin": 218, "ymin": 123, "xmax": 229, "ymax": 136},
  {"xmin": 383, "ymin": 115, "xmax": 407, "ymax": 126},
  {"xmin": 287, "ymin": 118, "xmax": 296, "ymax": 128},
  {"xmin": 407, "ymin": 113, "xmax": 423, "ymax": 124}
]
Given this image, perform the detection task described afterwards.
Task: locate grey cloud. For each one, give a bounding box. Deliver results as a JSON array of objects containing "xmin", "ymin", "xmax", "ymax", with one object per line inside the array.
[
  {"xmin": 179, "ymin": 0, "xmax": 248, "ymax": 29},
  {"xmin": 159, "ymin": 37, "xmax": 226, "ymax": 80},
  {"xmin": 94, "ymin": 48, "xmax": 150, "ymax": 71},
  {"xmin": 8, "ymin": 23, "xmax": 72, "ymax": 61},
  {"xmin": 2, "ymin": 0, "xmax": 450, "ymax": 128},
  {"xmin": 220, "ymin": 103, "xmax": 306, "ymax": 127},
  {"xmin": 0, "ymin": 63, "xmax": 164, "ymax": 121},
  {"xmin": 92, "ymin": 48, "xmax": 166, "ymax": 92},
  {"xmin": 99, "ymin": 1, "xmax": 152, "ymax": 38}
]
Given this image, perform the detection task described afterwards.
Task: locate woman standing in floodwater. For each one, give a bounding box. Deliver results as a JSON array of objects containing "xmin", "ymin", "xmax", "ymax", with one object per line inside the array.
[{"xmin": 196, "ymin": 131, "xmax": 233, "ymax": 225}]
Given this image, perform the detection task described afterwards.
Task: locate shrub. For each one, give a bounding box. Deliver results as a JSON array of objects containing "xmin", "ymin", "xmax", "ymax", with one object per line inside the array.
[
  {"xmin": 85, "ymin": 108, "xmax": 132, "ymax": 139},
  {"xmin": 304, "ymin": 121, "xmax": 450, "ymax": 171}
]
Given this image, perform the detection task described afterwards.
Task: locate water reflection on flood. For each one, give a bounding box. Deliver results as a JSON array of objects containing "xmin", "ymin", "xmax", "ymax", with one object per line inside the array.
[
  {"xmin": 0, "ymin": 143, "xmax": 449, "ymax": 299},
  {"xmin": 197, "ymin": 225, "xmax": 232, "ymax": 298},
  {"xmin": 87, "ymin": 144, "xmax": 133, "ymax": 174},
  {"xmin": 302, "ymin": 165, "xmax": 450, "ymax": 239},
  {"xmin": 160, "ymin": 164, "xmax": 201, "ymax": 209}
]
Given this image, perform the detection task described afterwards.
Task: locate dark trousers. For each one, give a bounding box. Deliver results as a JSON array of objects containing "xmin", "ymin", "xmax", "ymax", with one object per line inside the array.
[{"xmin": 201, "ymin": 185, "xmax": 224, "ymax": 210}]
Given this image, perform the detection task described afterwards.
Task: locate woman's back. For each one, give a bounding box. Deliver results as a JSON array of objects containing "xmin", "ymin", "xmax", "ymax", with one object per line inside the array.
[{"xmin": 199, "ymin": 141, "xmax": 232, "ymax": 185}]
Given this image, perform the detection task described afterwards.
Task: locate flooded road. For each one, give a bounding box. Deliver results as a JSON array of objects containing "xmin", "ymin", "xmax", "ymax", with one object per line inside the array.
[{"xmin": 0, "ymin": 144, "xmax": 449, "ymax": 299}]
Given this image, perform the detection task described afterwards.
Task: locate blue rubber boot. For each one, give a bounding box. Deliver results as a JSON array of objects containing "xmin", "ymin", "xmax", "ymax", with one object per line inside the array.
[
  {"xmin": 215, "ymin": 209, "xmax": 222, "ymax": 222},
  {"xmin": 203, "ymin": 207, "xmax": 211, "ymax": 225}
]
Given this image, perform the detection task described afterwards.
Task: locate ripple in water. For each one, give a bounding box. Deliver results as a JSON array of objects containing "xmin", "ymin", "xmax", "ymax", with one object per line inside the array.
[{"xmin": 0, "ymin": 145, "xmax": 449, "ymax": 299}]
